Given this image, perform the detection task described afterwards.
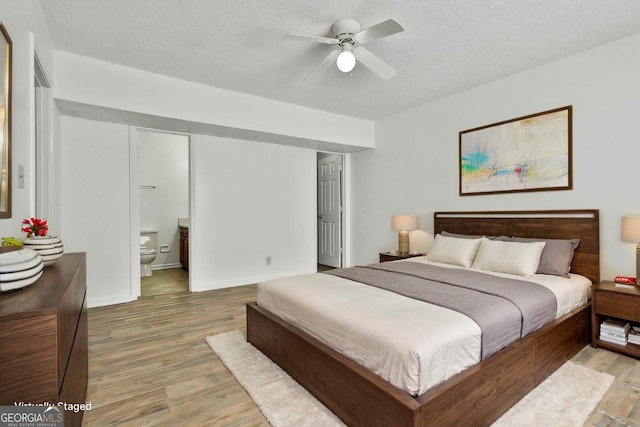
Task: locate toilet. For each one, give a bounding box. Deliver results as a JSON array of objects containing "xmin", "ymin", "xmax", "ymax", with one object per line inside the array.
[{"xmin": 140, "ymin": 231, "xmax": 158, "ymax": 277}]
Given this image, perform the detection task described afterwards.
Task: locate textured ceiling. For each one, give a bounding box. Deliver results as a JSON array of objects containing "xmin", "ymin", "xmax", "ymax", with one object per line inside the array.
[{"xmin": 38, "ymin": 0, "xmax": 640, "ymax": 120}]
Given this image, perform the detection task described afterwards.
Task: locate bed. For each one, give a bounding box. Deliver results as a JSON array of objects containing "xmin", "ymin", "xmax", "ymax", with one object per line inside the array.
[{"xmin": 246, "ymin": 210, "xmax": 599, "ymax": 426}]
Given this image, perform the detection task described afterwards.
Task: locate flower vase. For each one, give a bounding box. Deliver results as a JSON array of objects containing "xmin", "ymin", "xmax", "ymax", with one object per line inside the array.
[{"xmin": 22, "ymin": 235, "xmax": 64, "ymax": 266}]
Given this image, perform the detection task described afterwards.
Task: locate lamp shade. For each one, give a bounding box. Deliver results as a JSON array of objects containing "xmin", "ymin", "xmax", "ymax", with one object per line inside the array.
[
  {"xmin": 391, "ymin": 214, "xmax": 418, "ymax": 232},
  {"xmin": 621, "ymin": 216, "xmax": 640, "ymax": 242}
]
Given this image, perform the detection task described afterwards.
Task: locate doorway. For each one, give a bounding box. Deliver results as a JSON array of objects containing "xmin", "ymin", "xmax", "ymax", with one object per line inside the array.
[
  {"xmin": 34, "ymin": 53, "xmax": 52, "ymax": 219},
  {"xmin": 130, "ymin": 128, "xmax": 190, "ymax": 298},
  {"xmin": 317, "ymin": 152, "xmax": 344, "ymax": 270}
]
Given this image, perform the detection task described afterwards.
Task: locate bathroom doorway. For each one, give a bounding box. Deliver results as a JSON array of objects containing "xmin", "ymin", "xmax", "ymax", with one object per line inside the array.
[{"xmin": 131, "ymin": 128, "xmax": 190, "ymax": 298}]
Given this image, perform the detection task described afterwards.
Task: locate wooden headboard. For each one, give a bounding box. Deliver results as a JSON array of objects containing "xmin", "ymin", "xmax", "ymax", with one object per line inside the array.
[{"xmin": 434, "ymin": 210, "xmax": 600, "ymax": 283}]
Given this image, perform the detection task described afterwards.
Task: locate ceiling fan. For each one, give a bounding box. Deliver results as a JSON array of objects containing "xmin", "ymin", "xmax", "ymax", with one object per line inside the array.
[{"xmin": 286, "ymin": 18, "xmax": 404, "ymax": 80}]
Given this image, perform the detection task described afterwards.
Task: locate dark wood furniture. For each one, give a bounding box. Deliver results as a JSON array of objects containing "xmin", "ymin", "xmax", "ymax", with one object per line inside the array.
[
  {"xmin": 247, "ymin": 210, "xmax": 599, "ymax": 427},
  {"xmin": 379, "ymin": 251, "xmax": 424, "ymax": 262},
  {"xmin": 180, "ymin": 226, "xmax": 189, "ymax": 270},
  {"xmin": 591, "ymin": 280, "xmax": 640, "ymax": 358},
  {"xmin": 0, "ymin": 253, "xmax": 87, "ymax": 427}
]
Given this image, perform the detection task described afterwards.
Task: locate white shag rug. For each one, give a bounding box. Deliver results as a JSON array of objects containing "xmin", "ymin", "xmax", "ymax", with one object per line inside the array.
[
  {"xmin": 492, "ymin": 358, "xmax": 614, "ymax": 427},
  {"xmin": 206, "ymin": 331, "xmax": 614, "ymax": 427}
]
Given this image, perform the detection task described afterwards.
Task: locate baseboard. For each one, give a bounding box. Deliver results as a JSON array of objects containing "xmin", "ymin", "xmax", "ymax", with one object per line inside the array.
[
  {"xmin": 191, "ymin": 269, "xmax": 315, "ymax": 292},
  {"xmin": 152, "ymin": 263, "xmax": 182, "ymax": 270},
  {"xmin": 88, "ymin": 294, "xmax": 133, "ymax": 308}
]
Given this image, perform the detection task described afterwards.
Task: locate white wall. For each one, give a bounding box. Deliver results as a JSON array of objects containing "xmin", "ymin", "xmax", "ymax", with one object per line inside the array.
[
  {"xmin": 0, "ymin": 0, "xmax": 54, "ymax": 237},
  {"xmin": 60, "ymin": 116, "xmax": 131, "ymax": 306},
  {"xmin": 190, "ymin": 135, "xmax": 317, "ymax": 291},
  {"xmin": 351, "ymin": 33, "xmax": 640, "ymax": 281},
  {"xmin": 52, "ymin": 51, "xmax": 374, "ymax": 150},
  {"xmin": 138, "ymin": 130, "xmax": 189, "ymax": 269},
  {"xmin": 59, "ymin": 115, "xmax": 317, "ymax": 306}
]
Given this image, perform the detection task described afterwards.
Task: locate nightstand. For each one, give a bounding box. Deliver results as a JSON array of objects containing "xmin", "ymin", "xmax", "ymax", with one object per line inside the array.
[
  {"xmin": 379, "ymin": 252, "xmax": 425, "ymax": 263},
  {"xmin": 591, "ymin": 281, "xmax": 640, "ymax": 358}
]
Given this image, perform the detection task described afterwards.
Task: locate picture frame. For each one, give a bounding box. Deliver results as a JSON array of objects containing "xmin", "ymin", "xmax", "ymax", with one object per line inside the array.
[
  {"xmin": 459, "ymin": 106, "xmax": 572, "ymax": 196},
  {"xmin": 0, "ymin": 22, "xmax": 11, "ymax": 217}
]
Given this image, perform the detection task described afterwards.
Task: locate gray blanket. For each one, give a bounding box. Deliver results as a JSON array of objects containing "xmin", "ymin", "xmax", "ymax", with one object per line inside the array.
[{"xmin": 324, "ymin": 262, "xmax": 557, "ymax": 358}]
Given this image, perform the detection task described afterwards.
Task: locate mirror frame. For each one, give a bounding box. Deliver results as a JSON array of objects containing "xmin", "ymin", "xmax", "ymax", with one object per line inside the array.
[{"xmin": 0, "ymin": 22, "xmax": 11, "ymax": 218}]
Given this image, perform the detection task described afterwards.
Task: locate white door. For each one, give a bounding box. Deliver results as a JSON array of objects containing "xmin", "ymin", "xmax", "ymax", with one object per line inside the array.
[{"xmin": 317, "ymin": 154, "xmax": 342, "ymax": 268}]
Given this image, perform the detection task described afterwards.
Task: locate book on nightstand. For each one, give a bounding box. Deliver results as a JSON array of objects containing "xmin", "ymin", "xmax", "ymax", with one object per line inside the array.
[
  {"xmin": 600, "ymin": 335, "xmax": 627, "ymax": 345},
  {"xmin": 600, "ymin": 319, "xmax": 630, "ymax": 345},
  {"xmin": 599, "ymin": 332, "xmax": 628, "ymax": 345},
  {"xmin": 628, "ymin": 326, "xmax": 640, "ymax": 345},
  {"xmin": 600, "ymin": 319, "xmax": 630, "ymax": 333}
]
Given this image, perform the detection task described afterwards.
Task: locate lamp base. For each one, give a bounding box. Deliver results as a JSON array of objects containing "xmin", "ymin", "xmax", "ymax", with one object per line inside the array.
[{"xmin": 398, "ymin": 231, "xmax": 410, "ymax": 255}]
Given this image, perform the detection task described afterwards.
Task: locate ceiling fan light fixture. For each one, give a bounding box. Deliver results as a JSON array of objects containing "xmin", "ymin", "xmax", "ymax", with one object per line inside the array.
[
  {"xmin": 336, "ymin": 46, "xmax": 356, "ymax": 72},
  {"xmin": 289, "ymin": 18, "xmax": 404, "ymax": 80}
]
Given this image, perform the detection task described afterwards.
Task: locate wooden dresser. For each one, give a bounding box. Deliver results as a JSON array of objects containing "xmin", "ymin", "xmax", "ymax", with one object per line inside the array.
[{"xmin": 0, "ymin": 252, "xmax": 87, "ymax": 427}]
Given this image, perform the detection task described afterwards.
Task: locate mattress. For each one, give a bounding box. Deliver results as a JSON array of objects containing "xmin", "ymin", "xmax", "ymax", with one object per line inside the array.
[{"xmin": 256, "ymin": 257, "xmax": 591, "ymax": 396}]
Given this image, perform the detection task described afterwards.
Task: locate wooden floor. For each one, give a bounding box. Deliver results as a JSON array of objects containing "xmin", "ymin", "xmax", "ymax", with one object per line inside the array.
[
  {"xmin": 84, "ymin": 277, "xmax": 640, "ymax": 426},
  {"xmin": 141, "ymin": 267, "xmax": 189, "ymax": 296}
]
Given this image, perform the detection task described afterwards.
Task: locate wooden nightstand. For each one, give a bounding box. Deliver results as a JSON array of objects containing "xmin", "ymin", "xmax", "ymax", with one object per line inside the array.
[
  {"xmin": 379, "ymin": 252, "xmax": 425, "ymax": 263},
  {"xmin": 591, "ymin": 280, "xmax": 640, "ymax": 358}
]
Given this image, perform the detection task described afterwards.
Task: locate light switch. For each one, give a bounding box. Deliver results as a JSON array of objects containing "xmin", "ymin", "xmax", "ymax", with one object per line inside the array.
[{"xmin": 17, "ymin": 164, "xmax": 25, "ymax": 189}]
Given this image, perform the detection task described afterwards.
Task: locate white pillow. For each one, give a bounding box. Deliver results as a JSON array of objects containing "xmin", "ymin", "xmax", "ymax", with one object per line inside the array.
[
  {"xmin": 471, "ymin": 238, "xmax": 546, "ymax": 276},
  {"xmin": 427, "ymin": 234, "xmax": 483, "ymax": 268}
]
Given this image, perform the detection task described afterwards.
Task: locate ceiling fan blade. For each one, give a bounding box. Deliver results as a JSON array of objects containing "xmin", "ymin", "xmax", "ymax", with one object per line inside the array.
[
  {"xmin": 353, "ymin": 47, "xmax": 397, "ymax": 80},
  {"xmin": 305, "ymin": 49, "xmax": 339, "ymax": 80},
  {"xmin": 285, "ymin": 33, "xmax": 339, "ymax": 44},
  {"xmin": 352, "ymin": 19, "xmax": 404, "ymax": 45}
]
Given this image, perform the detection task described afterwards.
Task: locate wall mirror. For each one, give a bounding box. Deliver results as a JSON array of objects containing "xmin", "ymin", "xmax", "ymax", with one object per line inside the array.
[{"xmin": 0, "ymin": 23, "xmax": 11, "ymax": 218}]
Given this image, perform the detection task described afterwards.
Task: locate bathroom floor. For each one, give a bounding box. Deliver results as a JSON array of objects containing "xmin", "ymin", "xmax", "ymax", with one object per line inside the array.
[{"xmin": 141, "ymin": 267, "xmax": 189, "ymax": 296}]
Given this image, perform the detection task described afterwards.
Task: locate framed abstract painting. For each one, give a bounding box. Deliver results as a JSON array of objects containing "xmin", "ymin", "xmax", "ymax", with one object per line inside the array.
[{"xmin": 459, "ymin": 106, "xmax": 572, "ymax": 196}]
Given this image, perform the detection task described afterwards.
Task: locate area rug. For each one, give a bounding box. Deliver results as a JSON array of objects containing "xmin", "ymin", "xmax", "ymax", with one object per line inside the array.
[{"xmin": 206, "ymin": 331, "xmax": 614, "ymax": 427}]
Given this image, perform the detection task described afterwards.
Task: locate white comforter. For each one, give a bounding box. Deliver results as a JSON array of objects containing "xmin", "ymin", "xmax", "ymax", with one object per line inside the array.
[{"xmin": 256, "ymin": 257, "xmax": 591, "ymax": 396}]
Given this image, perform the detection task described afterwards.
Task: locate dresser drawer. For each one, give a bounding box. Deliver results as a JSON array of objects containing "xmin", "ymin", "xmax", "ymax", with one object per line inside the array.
[
  {"xmin": 595, "ymin": 291, "xmax": 640, "ymax": 322},
  {"xmin": 58, "ymin": 262, "xmax": 87, "ymax": 387},
  {"xmin": 0, "ymin": 314, "xmax": 58, "ymax": 403},
  {"xmin": 59, "ymin": 304, "xmax": 88, "ymax": 427}
]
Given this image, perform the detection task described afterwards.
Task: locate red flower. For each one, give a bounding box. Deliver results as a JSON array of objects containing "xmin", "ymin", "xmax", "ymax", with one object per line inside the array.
[{"xmin": 22, "ymin": 217, "xmax": 49, "ymax": 237}]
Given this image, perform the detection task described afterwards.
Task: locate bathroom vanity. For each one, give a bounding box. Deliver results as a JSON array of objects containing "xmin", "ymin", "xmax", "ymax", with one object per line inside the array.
[{"xmin": 179, "ymin": 224, "xmax": 189, "ymax": 270}]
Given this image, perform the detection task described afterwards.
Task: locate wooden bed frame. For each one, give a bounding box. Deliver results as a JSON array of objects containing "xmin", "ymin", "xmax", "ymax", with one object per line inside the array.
[{"xmin": 246, "ymin": 210, "xmax": 599, "ymax": 426}]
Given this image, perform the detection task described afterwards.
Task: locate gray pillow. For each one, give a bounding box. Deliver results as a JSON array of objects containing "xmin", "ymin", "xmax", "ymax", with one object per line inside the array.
[{"xmin": 495, "ymin": 236, "xmax": 579, "ymax": 277}]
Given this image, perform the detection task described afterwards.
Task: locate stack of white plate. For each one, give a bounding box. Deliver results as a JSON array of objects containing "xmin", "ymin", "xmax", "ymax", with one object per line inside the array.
[
  {"xmin": 22, "ymin": 236, "xmax": 64, "ymax": 266},
  {"xmin": 0, "ymin": 249, "xmax": 44, "ymax": 292}
]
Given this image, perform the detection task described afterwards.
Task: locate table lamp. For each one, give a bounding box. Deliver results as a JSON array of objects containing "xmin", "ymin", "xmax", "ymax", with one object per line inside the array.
[
  {"xmin": 621, "ymin": 216, "xmax": 640, "ymax": 280},
  {"xmin": 391, "ymin": 214, "xmax": 418, "ymax": 254}
]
